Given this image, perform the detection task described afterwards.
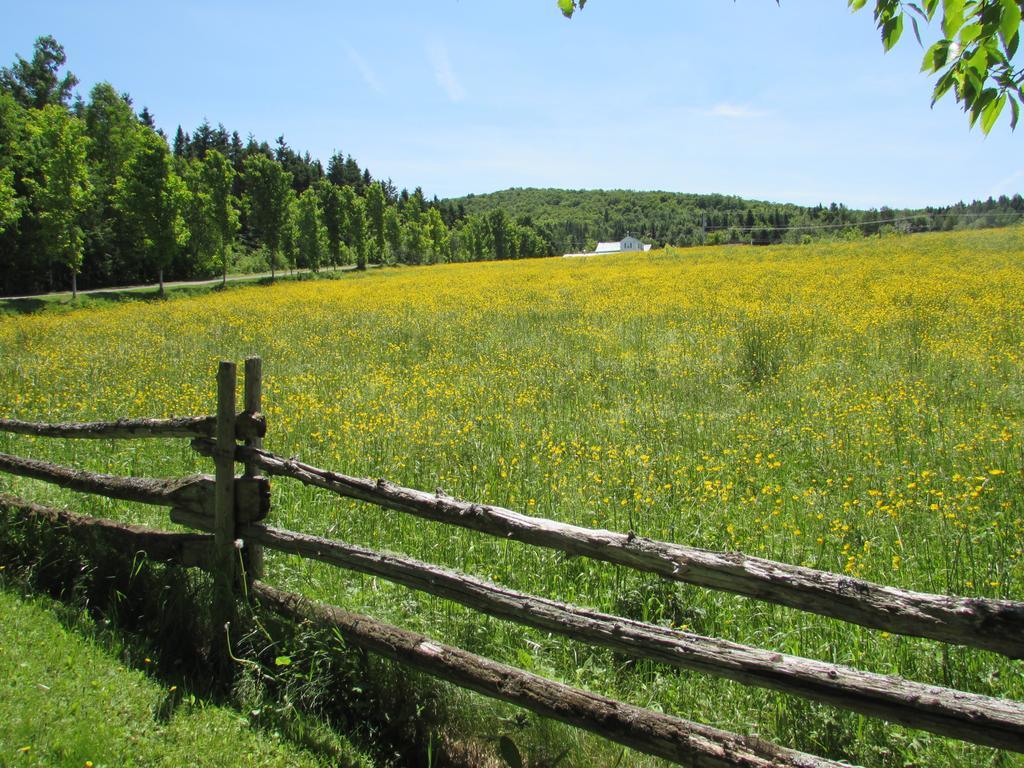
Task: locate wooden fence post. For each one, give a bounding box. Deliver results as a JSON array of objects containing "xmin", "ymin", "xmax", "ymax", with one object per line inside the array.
[
  {"xmin": 212, "ymin": 360, "xmax": 237, "ymax": 648},
  {"xmin": 242, "ymin": 356, "xmax": 264, "ymax": 581}
]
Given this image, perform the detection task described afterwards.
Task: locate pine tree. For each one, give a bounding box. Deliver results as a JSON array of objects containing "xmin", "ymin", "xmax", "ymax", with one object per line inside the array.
[
  {"xmin": 0, "ymin": 36, "xmax": 78, "ymax": 109},
  {"xmin": 172, "ymin": 126, "xmax": 189, "ymax": 159},
  {"xmin": 326, "ymin": 151, "xmax": 345, "ymax": 186}
]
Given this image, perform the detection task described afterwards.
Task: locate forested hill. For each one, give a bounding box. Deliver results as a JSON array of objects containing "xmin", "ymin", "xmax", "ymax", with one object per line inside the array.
[{"xmin": 447, "ymin": 187, "xmax": 1024, "ymax": 253}]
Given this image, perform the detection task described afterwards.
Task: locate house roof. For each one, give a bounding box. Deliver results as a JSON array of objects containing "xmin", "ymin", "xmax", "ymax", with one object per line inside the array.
[{"xmin": 594, "ymin": 242, "xmax": 622, "ymax": 252}]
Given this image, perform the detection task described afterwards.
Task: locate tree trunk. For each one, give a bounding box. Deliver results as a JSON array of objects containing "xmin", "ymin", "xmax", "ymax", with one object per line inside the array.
[
  {"xmin": 71, "ymin": 270, "xmax": 77, "ymax": 299},
  {"xmin": 158, "ymin": 268, "xmax": 165, "ymax": 297}
]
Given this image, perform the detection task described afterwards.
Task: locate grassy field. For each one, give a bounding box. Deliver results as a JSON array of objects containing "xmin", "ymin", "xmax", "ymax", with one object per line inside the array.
[
  {"xmin": 0, "ymin": 581, "xmax": 373, "ymax": 767},
  {"xmin": 0, "ymin": 228, "xmax": 1022, "ymax": 766}
]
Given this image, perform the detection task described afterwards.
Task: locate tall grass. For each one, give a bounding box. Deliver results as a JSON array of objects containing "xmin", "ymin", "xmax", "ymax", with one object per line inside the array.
[{"xmin": 0, "ymin": 229, "xmax": 1022, "ymax": 766}]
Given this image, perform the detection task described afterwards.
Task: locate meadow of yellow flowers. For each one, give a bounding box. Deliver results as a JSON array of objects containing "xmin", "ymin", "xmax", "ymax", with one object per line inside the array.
[{"xmin": 0, "ymin": 228, "xmax": 1021, "ymax": 765}]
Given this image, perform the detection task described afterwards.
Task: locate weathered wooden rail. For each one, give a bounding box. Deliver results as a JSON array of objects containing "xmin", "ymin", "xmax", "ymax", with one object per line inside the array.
[
  {"xmin": 1, "ymin": 356, "xmax": 1023, "ymax": 766},
  {"xmin": 189, "ymin": 439, "xmax": 1024, "ymax": 659}
]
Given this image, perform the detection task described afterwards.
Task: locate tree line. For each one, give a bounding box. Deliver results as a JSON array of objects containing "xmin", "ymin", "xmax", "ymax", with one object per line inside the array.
[
  {"xmin": 3, "ymin": 36, "xmax": 1022, "ymax": 298},
  {"xmin": 452, "ymin": 188, "xmax": 1024, "ymax": 252},
  {"xmin": 0, "ymin": 37, "xmax": 555, "ymax": 297}
]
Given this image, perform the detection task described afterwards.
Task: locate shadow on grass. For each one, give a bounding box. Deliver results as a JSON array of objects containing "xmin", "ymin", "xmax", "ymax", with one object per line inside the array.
[
  {"xmin": 0, "ymin": 297, "xmax": 50, "ymax": 315},
  {"xmin": 0, "ymin": 498, "xmax": 482, "ymax": 768},
  {"xmin": 0, "ymin": 270, "xmax": 359, "ymax": 316},
  {"xmin": 0, "ymin": 288, "xmax": 166, "ymax": 317}
]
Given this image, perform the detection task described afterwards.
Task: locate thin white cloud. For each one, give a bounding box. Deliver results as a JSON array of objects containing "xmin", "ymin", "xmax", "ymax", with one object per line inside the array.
[
  {"xmin": 427, "ymin": 42, "xmax": 466, "ymax": 103},
  {"xmin": 347, "ymin": 47, "xmax": 383, "ymax": 94},
  {"xmin": 986, "ymin": 168, "xmax": 1024, "ymax": 199},
  {"xmin": 700, "ymin": 103, "xmax": 767, "ymax": 119}
]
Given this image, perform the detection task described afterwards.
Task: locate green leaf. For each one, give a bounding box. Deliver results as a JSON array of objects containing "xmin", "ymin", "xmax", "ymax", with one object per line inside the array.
[
  {"xmin": 274, "ymin": 655, "xmax": 292, "ymax": 666},
  {"xmin": 849, "ymin": 0, "xmax": 868, "ymax": 10},
  {"xmin": 906, "ymin": 2, "xmax": 928, "ymax": 21},
  {"xmin": 1007, "ymin": 29, "xmax": 1020, "ymax": 58},
  {"xmin": 921, "ymin": 40, "xmax": 952, "ymax": 71},
  {"xmin": 965, "ymin": 44, "xmax": 991, "ymax": 77},
  {"xmin": 498, "ymin": 736, "xmax": 524, "ymax": 768},
  {"xmin": 999, "ymin": 0, "xmax": 1022, "ymax": 46},
  {"xmin": 882, "ymin": 14, "xmax": 904, "ymax": 50},
  {"xmin": 931, "ymin": 69, "xmax": 958, "ymax": 103},
  {"xmin": 979, "ymin": 0, "xmax": 1004, "ymax": 33},
  {"xmin": 968, "ymin": 86, "xmax": 997, "ymax": 126},
  {"xmin": 942, "ymin": 0, "xmax": 966, "ymax": 38},
  {"xmin": 1009, "ymin": 95, "xmax": 1020, "ymax": 129},
  {"xmin": 959, "ymin": 22, "xmax": 983, "ymax": 43},
  {"xmin": 557, "ymin": 0, "xmax": 575, "ymax": 18},
  {"xmin": 981, "ymin": 92, "xmax": 1007, "ymax": 132}
]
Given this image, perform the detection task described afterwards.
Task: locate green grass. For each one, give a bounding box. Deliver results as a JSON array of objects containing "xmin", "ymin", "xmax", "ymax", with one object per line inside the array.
[
  {"xmin": 0, "ymin": 263, "xmax": 369, "ymax": 318},
  {"xmin": 0, "ymin": 580, "xmax": 374, "ymax": 768}
]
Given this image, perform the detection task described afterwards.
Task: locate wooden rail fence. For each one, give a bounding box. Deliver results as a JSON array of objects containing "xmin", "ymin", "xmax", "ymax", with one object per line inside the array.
[{"xmin": 0, "ymin": 357, "xmax": 1022, "ymax": 766}]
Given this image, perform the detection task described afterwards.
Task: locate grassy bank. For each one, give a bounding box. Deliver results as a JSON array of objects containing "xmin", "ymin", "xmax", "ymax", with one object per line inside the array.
[
  {"xmin": 0, "ymin": 581, "xmax": 373, "ymax": 767},
  {"xmin": 0, "ymin": 265, "xmax": 364, "ymax": 318},
  {"xmin": 0, "ymin": 228, "xmax": 1022, "ymax": 766}
]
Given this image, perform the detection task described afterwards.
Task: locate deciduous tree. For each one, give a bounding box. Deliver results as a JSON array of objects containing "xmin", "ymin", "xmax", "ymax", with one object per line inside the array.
[
  {"xmin": 315, "ymin": 179, "xmax": 345, "ymax": 267},
  {"xmin": 31, "ymin": 105, "xmax": 93, "ymax": 297},
  {"xmin": 280, "ymin": 189, "xmax": 299, "ymax": 273},
  {"xmin": 199, "ymin": 150, "xmax": 239, "ymax": 285},
  {"xmin": 0, "ymin": 94, "xmax": 23, "ymax": 236},
  {"xmin": 0, "ymin": 168, "xmax": 16, "ymax": 235},
  {"xmin": 243, "ymin": 153, "xmax": 292, "ymax": 279},
  {"xmin": 402, "ymin": 217, "xmax": 427, "ymax": 265},
  {"xmin": 488, "ymin": 208, "xmax": 513, "ymax": 261},
  {"xmin": 425, "ymin": 206, "xmax": 450, "ymax": 264},
  {"xmin": 349, "ymin": 193, "xmax": 369, "ymax": 270},
  {"xmin": 114, "ymin": 129, "xmax": 189, "ymax": 296},
  {"xmin": 384, "ymin": 206, "xmax": 402, "ymax": 262},
  {"xmin": 295, "ymin": 187, "xmax": 327, "ymax": 272},
  {"xmin": 83, "ymin": 83, "xmax": 143, "ymax": 283},
  {"xmin": 365, "ymin": 180, "xmax": 387, "ymax": 264}
]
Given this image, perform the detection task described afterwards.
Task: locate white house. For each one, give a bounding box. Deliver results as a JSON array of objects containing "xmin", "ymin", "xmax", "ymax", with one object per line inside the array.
[{"xmin": 564, "ymin": 235, "xmax": 652, "ymax": 258}]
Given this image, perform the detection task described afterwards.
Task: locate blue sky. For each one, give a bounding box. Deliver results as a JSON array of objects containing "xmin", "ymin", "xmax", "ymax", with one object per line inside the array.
[{"xmin": 2, "ymin": 1, "xmax": 1021, "ymax": 208}]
